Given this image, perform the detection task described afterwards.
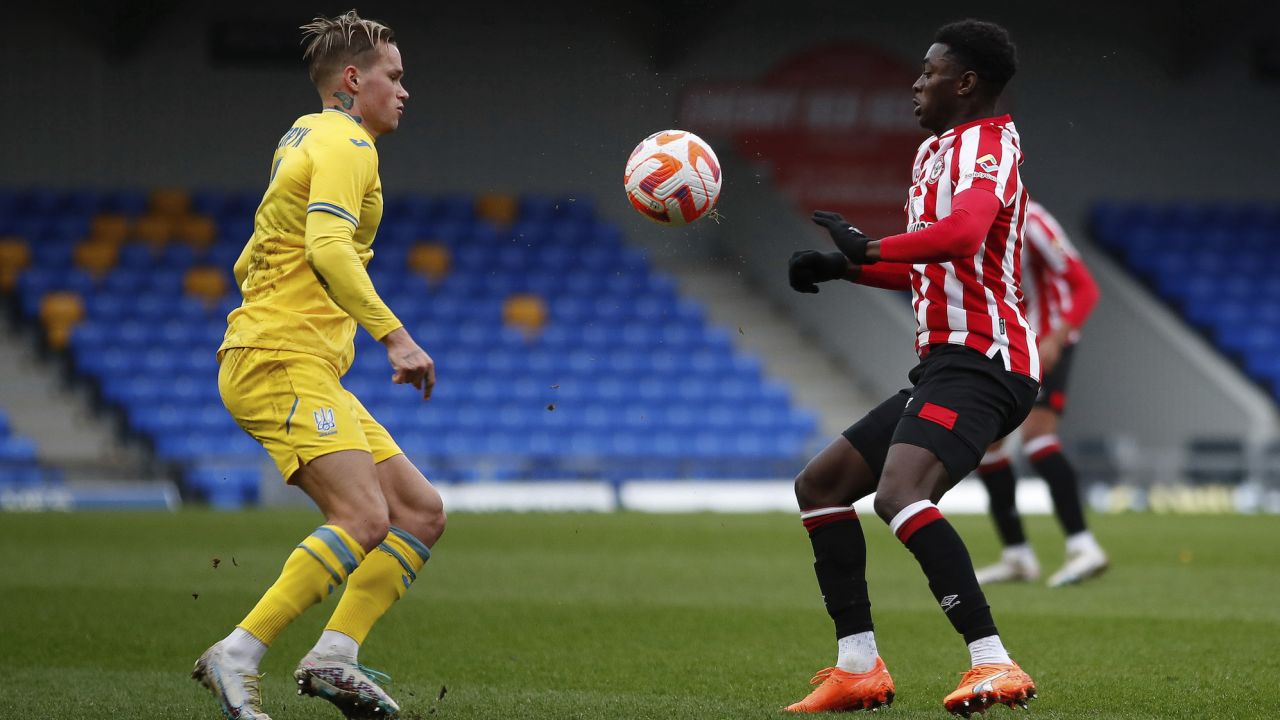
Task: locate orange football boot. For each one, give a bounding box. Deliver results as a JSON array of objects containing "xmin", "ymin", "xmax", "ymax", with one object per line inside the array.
[
  {"xmin": 942, "ymin": 662, "xmax": 1036, "ymax": 717},
  {"xmin": 784, "ymin": 657, "xmax": 895, "ymax": 713}
]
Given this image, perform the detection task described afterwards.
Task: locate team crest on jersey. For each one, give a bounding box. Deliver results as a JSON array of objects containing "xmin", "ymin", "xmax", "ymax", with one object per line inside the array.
[
  {"xmin": 927, "ymin": 159, "xmax": 946, "ymax": 184},
  {"xmin": 976, "ymin": 153, "xmax": 999, "ymax": 173},
  {"xmin": 313, "ymin": 407, "xmax": 338, "ymax": 436}
]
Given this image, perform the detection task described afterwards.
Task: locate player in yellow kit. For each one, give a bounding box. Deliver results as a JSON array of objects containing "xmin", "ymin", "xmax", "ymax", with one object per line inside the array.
[{"xmin": 191, "ymin": 11, "xmax": 443, "ymax": 720}]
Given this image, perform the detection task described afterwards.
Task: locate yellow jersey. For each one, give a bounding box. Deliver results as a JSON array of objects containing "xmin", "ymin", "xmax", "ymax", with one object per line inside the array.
[{"xmin": 220, "ymin": 109, "xmax": 402, "ymax": 374}]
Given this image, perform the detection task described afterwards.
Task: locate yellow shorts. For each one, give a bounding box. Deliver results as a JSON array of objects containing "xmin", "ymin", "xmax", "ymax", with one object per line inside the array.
[{"xmin": 218, "ymin": 347, "xmax": 403, "ymax": 482}]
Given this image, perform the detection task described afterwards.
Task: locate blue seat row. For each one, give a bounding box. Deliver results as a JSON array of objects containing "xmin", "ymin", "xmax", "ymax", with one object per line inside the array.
[
  {"xmin": 0, "ymin": 192, "xmax": 602, "ymax": 242},
  {"xmin": 1093, "ymin": 202, "xmax": 1280, "ymax": 240},
  {"xmin": 7, "ymin": 188, "xmax": 827, "ymax": 491},
  {"xmin": 1096, "ymin": 200, "xmax": 1280, "ymax": 404},
  {"xmin": 184, "ymin": 464, "xmax": 262, "ymax": 509}
]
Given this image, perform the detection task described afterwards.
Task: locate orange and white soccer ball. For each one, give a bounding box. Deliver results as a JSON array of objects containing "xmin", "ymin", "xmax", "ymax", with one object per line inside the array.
[{"xmin": 624, "ymin": 130, "xmax": 722, "ymax": 226}]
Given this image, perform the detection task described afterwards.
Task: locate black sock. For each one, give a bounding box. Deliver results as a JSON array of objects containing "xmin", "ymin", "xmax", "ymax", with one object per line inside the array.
[
  {"xmin": 802, "ymin": 509, "xmax": 873, "ymax": 639},
  {"xmin": 977, "ymin": 457, "xmax": 1026, "ymax": 547},
  {"xmin": 894, "ymin": 503, "xmax": 997, "ymax": 644},
  {"xmin": 1031, "ymin": 444, "xmax": 1088, "ymax": 537}
]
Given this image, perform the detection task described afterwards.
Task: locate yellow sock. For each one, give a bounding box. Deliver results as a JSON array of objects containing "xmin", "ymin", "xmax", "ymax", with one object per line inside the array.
[
  {"xmin": 238, "ymin": 524, "xmax": 366, "ymax": 645},
  {"xmin": 325, "ymin": 526, "xmax": 431, "ymax": 644}
]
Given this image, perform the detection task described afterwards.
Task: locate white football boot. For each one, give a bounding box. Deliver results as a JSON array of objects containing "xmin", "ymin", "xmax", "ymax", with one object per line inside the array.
[
  {"xmin": 191, "ymin": 643, "xmax": 273, "ymax": 720},
  {"xmin": 974, "ymin": 545, "xmax": 1041, "ymax": 585},
  {"xmin": 1047, "ymin": 544, "xmax": 1109, "ymax": 588},
  {"xmin": 294, "ymin": 651, "xmax": 401, "ymax": 718}
]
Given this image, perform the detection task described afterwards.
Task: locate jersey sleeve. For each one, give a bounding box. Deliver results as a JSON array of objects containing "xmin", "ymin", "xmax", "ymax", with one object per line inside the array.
[
  {"xmin": 302, "ymin": 133, "xmax": 402, "ymax": 340},
  {"xmin": 954, "ymin": 124, "xmax": 1021, "ymax": 207},
  {"xmin": 877, "ymin": 190, "xmax": 1001, "ymax": 263},
  {"xmin": 851, "ymin": 262, "xmax": 914, "ymax": 290},
  {"xmin": 1059, "ymin": 256, "xmax": 1100, "ymax": 329}
]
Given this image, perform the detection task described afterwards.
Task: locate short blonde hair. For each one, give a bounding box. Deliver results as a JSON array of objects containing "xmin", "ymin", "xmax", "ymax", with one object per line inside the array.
[{"xmin": 300, "ymin": 10, "xmax": 395, "ymax": 87}]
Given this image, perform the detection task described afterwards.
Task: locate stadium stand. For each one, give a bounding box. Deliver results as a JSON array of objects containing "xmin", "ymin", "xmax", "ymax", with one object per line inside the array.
[
  {"xmin": 0, "ymin": 188, "xmax": 819, "ymax": 507},
  {"xmin": 1092, "ymin": 201, "xmax": 1280, "ymax": 403}
]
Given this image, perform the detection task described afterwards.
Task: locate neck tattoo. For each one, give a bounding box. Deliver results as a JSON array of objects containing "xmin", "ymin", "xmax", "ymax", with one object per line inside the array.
[{"xmin": 330, "ymin": 92, "xmax": 362, "ymax": 124}]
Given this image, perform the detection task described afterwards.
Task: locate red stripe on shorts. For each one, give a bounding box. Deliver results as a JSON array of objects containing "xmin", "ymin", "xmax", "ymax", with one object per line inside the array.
[{"xmin": 918, "ymin": 402, "xmax": 958, "ymax": 430}]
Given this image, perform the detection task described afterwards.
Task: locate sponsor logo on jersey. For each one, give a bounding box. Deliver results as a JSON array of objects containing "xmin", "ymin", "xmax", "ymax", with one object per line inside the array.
[
  {"xmin": 976, "ymin": 153, "xmax": 999, "ymax": 173},
  {"xmin": 350, "ymin": 138, "xmax": 371, "ymax": 148}
]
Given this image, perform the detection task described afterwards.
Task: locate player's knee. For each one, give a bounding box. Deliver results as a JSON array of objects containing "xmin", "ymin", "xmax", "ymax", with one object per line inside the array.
[
  {"xmin": 794, "ymin": 464, "xmax": 836, "ymax": 507},
  {"xmin": 421, "ymin": 493, "xmax": 447, "ymax": 546},
  {"xmin": 394, "ymin": 484, "xmax": 446, "ymax": 548},
  {"xmin": 346, "ymin": 512, "xmax": 391, "ymax": 554},
  {"xmin": 872, "ymin": 468, "xmax": 924, "ymax": 524},
  {"xmin": 872, "ymin": 491, "xmax": 905, "ymax": 524}
]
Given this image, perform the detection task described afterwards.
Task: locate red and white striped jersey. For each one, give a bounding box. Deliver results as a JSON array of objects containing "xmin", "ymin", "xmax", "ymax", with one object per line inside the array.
[
  {"xmin": 904, "ymin": 114, "xmax": 1039, "ymax": 380},
  {"xmin": 1021, "ymin": 199, "xmax": 1095, "ymax": 343}
]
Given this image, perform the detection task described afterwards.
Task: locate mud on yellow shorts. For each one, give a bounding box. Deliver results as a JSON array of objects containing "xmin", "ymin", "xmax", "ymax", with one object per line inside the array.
[{"xmin": 218, "ymin": 347, "xmax": 403, "ymax": 482}]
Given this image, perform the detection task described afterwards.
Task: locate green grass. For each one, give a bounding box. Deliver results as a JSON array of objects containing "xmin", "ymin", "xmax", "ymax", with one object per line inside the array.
[{"xmin": 1, "ymin": 510, "xmax": 1278, "ymax": 719}]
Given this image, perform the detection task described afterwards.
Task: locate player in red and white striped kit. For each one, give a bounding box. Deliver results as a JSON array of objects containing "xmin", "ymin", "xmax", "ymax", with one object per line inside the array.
[
  {"xmin": 974, "ymin": 199, "xmax": 1109, "ymax": 588},
  {"xmin": 783, "ymin": 20, "xmax": 1038, "ymax": 716}
]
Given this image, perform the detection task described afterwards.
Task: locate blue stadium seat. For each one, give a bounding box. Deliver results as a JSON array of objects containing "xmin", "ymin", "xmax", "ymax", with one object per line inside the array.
[
  {"xmin": 101, "ymin": 269, "xmax": 148, "ymax": 296},
  {"xmin": 117, "ymin": 244, "xmax": 155, "ymax": 269},
  {"xmin": 186, "ymin": 464, "xmax": 261, "ymax": 509},
  {"xmin": 0, "ymin": 436, "xmax": 37, "ymax": 462},
  {"xmin": 100, "ymin": 190, "xmax": 149, "ymax": 216},
  {"xmin": 159, "ymin": 243, "xmax": 198, "ymax": 269},
  {"xmin": 31, "ymin": 240, "xmax": 75, "ymax": 269}
]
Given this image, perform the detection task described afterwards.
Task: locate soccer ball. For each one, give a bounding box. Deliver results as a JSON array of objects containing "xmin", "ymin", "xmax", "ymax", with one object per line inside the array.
[{"xmin": 623, "ymin": 130, "xmax": 722, "ymax": 226}]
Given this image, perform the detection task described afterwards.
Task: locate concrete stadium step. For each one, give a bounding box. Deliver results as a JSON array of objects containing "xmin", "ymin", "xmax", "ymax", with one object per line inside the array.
[
  {"xmin": 665, "ymin": 263, "xmax": 874, "ymax": 438},
  {"xmin": 0, "ymin": 312, "xmax": 150, "ymax": 473}
]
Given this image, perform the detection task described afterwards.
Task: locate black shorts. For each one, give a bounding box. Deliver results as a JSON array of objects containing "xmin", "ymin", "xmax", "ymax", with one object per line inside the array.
[
  {"xmin": 841, "ymin": 344, "xmax": 1039, "ymax": 483},
  {"xmin": 1034, "ymin": 342, "xmax": 1076, "ymax": 414}
]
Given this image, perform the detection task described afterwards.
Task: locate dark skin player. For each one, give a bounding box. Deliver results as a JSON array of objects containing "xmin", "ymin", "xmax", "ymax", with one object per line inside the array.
[{"xmin": 793, "ymin": 40, "xmax": 1008, "ymax": 526}]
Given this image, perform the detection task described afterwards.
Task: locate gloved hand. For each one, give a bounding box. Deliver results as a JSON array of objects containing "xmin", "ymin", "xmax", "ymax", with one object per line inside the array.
[
  {"xmin": 811, "ymin": 211, "xmax": 876, "ymax": 265},
  {"xmin": 788, "ymin": 250, "xmax": 849, "ymax": 293}
]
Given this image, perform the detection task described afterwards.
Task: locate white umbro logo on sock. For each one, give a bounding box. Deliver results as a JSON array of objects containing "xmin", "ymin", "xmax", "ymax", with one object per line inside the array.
[{"xmin": 940, "ymin": 594, "xmax": 961, "ymax": 613}]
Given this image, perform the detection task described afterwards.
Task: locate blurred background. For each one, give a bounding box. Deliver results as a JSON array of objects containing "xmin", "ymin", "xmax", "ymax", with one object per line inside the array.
[{"xmin": 3, "ymin": 0, "xmax": 1279, "ymax": 514}]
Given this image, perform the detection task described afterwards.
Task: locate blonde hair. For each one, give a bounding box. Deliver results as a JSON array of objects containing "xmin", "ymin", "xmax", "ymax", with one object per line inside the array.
[{"xmin": 300, "ymin": 10, "xmax": 395, "ymax": 87}]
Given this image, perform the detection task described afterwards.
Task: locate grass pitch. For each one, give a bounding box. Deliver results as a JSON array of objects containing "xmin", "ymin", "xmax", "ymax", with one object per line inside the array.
[{"xmin": 1, "ymin": 509, "xmax": 1277, "ymax": 719}]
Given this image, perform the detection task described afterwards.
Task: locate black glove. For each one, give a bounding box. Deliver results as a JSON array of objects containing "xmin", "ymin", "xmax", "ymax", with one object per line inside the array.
[
  {"xmin": 811, "ymin": 210, "xmax": 876, "ymax": 265},
  {"xmin": 788, "ymin": 250, "xmax": 848, "ymax": 293}
]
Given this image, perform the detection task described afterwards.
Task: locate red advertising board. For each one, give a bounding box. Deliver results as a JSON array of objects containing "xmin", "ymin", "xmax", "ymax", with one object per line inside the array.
[{"xmin": 679, "ymin": 44, "xmax": 926, "ymax": 237}]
